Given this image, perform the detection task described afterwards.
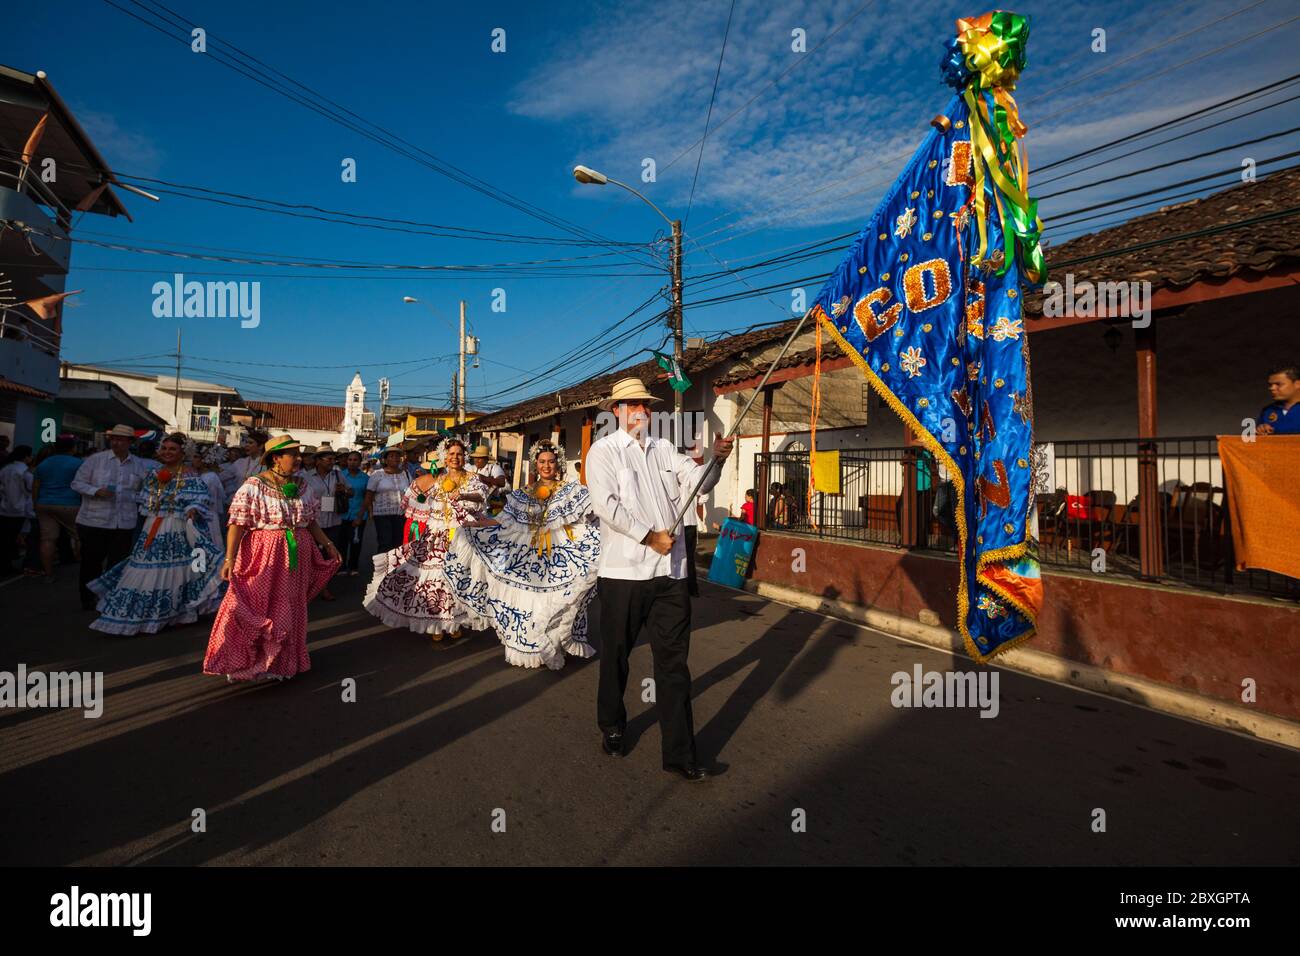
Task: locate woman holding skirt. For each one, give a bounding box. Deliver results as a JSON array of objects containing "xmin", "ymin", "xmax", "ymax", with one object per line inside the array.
[
  {"xmin": 363, "ymin": 436, "xmax": 490, "ymax": 640},
  {"xmin": 89, "ymin": 432, "xmax": 225, "ymax": 635},
  {"xmin": 444, "ymin": 440, "xmax": 600, "ymax": 669},
  {"xmin": 203, "ymin": 435, "xmax": 341, "ymax": 681}
]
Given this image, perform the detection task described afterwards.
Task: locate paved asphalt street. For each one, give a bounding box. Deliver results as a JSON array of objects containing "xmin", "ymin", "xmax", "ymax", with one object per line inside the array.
[{"xmin": 2, "ymin": 541, "xmax": 1298, "ymax": 867}]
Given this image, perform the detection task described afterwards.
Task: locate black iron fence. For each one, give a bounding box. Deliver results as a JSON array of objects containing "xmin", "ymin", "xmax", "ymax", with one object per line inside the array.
[{"xmin": 755, "ymin": 436, "xmax": 1297, "ymax": 600}]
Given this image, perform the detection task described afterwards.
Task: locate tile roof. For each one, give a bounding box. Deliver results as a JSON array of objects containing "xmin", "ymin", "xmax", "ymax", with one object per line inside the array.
[
  {"xmin": 0, "ymin": 377, "xmax": 52, "ymax": 400},
  {"xmin": 246, "ymin": 401, "xmax": 344, "ymax": 433},
  {"xmin": 713, "ymin": 337, "xmax": 849, "ymax": 389},
  {"xmin": 471, "ymin": 321, "xmax": 802, "ymax": 431},
  {"xmin": 718, "ymin": 166, "xmax": 1300, "ymax": 386},
  {"xmin": 1023, "ymin": 164, "xmax": 1300, "ymax": 315}
]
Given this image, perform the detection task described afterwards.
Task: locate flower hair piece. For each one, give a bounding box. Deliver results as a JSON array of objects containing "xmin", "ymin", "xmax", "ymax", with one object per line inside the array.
[
  {"xmin": 528, "ymin": 439, "xmax": 567, "ymax": 475},
  {"xmin": 431, "ymin": 434, "xmax": 469, "ymax": 469},
  {"xmin": 203, "ymin": 443, "xmax": 229, "ymax": 467}
]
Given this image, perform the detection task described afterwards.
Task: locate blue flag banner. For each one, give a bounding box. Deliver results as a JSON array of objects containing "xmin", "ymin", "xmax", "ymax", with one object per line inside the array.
[{"xmin": 810, "ymin": 10, "xmax": 1044, "ymax": 661}]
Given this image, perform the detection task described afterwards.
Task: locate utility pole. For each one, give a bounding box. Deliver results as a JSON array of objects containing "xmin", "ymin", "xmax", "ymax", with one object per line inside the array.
[
  {"xmin": 670, "ymin": 218, "xmax": 684, "ymax": 441},
  {"xmin": 570, "ymin": 166, "xmax": 686, "ymax": 446},
  {"xmin": 458, "ymin": 299, "xmax": 467, "ymax": 425},
  {"xmin": 378, "ymin": 377, "xmax": 390, "ymax": 441},
  {"xmin": 173, "ymin": 327, "xmax": 181, "ymax": 429}
]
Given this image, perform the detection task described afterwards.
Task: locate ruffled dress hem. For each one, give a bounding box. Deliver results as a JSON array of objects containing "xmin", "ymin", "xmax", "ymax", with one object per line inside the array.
[{"xmin": 501, "ymin": 637, "xmax": 597, "ymax": 671}]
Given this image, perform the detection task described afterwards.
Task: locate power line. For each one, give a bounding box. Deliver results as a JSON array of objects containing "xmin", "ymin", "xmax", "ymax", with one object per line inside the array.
[
  {"xmin": 102, "ymin": 0, "xmax": 658, "ymax": 268},
  {"xmin": 1034, "ymin": 72, "xmax": 1300, "ymax": 174},
  {"xmin": 0, "ymin": 140, "xmax": 656, "ymax": 252},
  {"xmin": 1031, "ymin": 11, "xmax": 1300, "ymax": 127},
  {"xmin": 1037, "ymin": 128, "xmax": 1300, "ymax": 201},
  {"xmin": 677, "ymin": 130, "xmax": 1300, "ymax": 303},
  {"xmin": 684, "ymin": 14, "xmax": 1300, "ymax": 253},
  {"xmin": 684, "ymin": 0, "xmax": 737, "ymax": 226},
  {"xmin": 37, "ymin": 232, "xmax": 662, "ymax": 275}
]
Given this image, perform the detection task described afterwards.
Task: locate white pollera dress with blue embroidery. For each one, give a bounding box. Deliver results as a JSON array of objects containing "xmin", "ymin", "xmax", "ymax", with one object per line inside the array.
[
  {"xmin": 89, "ymin": 471, "xmax": 226, "ymax": 635},
  {"xmin": 444, "ymin": 480, "xmax": 600, "ymax": 670}
]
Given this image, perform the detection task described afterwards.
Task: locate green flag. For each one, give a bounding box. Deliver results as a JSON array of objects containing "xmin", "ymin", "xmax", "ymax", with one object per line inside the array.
[{"xmin": 653, "ymin": 351, "xmax": 691, "ymax": 392}]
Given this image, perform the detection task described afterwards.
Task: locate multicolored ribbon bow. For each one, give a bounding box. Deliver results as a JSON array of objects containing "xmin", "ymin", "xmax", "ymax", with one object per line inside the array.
[
  {"xmin": 280, "ymin": 480, "xmax": 300, "ymax": 570},
  {"xmin": 941, "ymin": 10, "xmax": 1045, "ymax": 284}
]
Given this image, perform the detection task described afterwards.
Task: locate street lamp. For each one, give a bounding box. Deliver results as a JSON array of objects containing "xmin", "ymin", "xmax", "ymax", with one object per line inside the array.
[{"xmin": 572, "ymin": 164, "xmax": 686, "ymax": 436}]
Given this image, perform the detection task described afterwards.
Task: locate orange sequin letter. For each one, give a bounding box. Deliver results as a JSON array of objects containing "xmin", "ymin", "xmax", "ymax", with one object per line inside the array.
[
  {"xmin": 853, "ymin": 287, "xmax": 903, "ymax": 342},
  {"xmin": 947, "ymin": 140, "xmax": 974, "ymax": 187},
  {"xmin": 902, "ymin": 259, "xmax": 953, "ymax": 313}
]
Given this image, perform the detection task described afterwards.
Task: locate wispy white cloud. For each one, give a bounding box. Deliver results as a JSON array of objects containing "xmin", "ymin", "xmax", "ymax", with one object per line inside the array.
[{"xmin": 510, "ymin": 0, "xmax": 1300, "ymax": 242}]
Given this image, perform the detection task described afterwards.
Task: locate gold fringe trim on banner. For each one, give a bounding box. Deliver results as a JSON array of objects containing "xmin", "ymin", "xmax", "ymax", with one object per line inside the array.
[{"xmin": 812, "ymin": 304, "xmax": 1036, "ymax": 662}]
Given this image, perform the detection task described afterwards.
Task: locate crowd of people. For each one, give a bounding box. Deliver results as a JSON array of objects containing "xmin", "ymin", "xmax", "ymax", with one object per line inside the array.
[{"xmin": 0, "ymin": 376, "xmax": 735, "ymax": 780}]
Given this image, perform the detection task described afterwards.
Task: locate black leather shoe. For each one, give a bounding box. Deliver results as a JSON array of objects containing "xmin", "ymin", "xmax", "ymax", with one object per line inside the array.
[
  {"xmin": 664, "ymin": 763, "xmax": 709, "ymax": 782},
  {"xmin": 601, "ymin": 731, "xmax": 625, "ymax": 757}
]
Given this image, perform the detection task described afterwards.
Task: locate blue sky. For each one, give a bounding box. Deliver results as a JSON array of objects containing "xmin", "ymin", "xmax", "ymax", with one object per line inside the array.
[{"xmin": 6, "ymin": 0, "xmax": 1298, "ymax": 414}]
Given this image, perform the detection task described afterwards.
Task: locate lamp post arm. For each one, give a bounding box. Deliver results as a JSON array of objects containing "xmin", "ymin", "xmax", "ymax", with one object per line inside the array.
[{"xmin": 605, "ymin": 177, "xmax": 674, "ymax": 229}]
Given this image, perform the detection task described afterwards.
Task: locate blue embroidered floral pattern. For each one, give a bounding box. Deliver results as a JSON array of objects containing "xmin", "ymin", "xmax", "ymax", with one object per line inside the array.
[
  {"xmin": 89, "ymin": 473, "xmax": 226, "ymax": 635},
  {"xmin": 444, "ymin": 481, "xmax": 600, "ymax": 669}
]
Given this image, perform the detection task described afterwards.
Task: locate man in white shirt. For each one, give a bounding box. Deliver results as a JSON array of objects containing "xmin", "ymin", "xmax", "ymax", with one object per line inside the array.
[
  {"xmin": 302, "ymin": 447, "xmax": 347, "ymax": 601},
  {"xmin": 0, "ymin": 444, "xmax": 32, "ymax": 576},
  {"xmin": 467, "ymin": 444, "xmax": 508, "ymax": 488},
  {"xmin": 584, "ymin": 377, "xmax": 732, "ymax": 781},
  {"xmin": 71, "ymin": 424, "xmax": 148, "ymax": 609},
  {"xmin": 468, "ymin": 444, "xmax": 509, "ymax": 513}
]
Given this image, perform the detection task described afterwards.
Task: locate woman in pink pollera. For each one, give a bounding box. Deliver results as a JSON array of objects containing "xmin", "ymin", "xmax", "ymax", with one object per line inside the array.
[{"xmin": 203, "ymin": 435, "xmax": 340, "ymax": 682}]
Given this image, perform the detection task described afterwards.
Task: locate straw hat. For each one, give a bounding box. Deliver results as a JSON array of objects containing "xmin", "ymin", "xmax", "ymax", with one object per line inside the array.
[
  {"xmin": 106, "ymin": 424, "xmax": 135, "ymax": 439},
  {"xmin": 599, "ymin": 377, "xmax": 662, "ymax": 411},
  {"xmin": 261, "ymin": 435, "xmax": 302, "ymax": 465},
  {"xmin": 470, "ymin": 444, "xmax": 491, "ymax": 458}
]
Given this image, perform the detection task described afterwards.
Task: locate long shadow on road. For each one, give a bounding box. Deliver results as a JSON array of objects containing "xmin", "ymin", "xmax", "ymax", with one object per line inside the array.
[{"xmin": 0, "ymin": 600, "xmax": 580, "ymax": 865}]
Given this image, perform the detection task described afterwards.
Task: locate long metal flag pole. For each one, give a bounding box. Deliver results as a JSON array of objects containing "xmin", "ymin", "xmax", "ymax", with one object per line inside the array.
[{"xmin": 668, "ymin": 308, "xmax": 814, "ymax": 535}]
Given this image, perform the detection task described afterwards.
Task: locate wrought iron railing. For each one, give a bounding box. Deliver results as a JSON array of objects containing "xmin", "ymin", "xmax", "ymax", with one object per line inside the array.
[{"xmin": 755, "ymin": 436, "xmax": 1297, "ymax": 600}]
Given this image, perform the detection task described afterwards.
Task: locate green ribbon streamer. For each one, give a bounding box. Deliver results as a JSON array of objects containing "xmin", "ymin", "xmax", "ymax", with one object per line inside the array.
[
  {"xmin": 408, "ymin": 518, "xmax": 421, "ymax": 541},
  {"xmin": 285, "ymin": 528, "xmax": 299, "ymax": 570},
  {"xmin": 959, "ymin": 13, "xmax": 1046, "ymax": 285}
]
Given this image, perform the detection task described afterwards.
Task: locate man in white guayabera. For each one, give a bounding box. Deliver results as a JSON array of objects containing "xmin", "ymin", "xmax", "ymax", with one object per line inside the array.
[
  {"xmin": 584, "ymin": 377, "xmax": 733, "ymax": 782},
  {"xmin": 70, "ymin": 425, "xmax": 148, "ymax": 610}
]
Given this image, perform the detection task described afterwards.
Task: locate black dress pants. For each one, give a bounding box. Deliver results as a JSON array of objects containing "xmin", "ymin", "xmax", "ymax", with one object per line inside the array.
[
  {"xmin": 373, "ymin": 515, "xmax": 404, "ymax": 554},
  {"xmin": 684, "ymin": 525, "xmax": 699, "ymax": 597},
  {"xmin": 597, "ymin": 574, "xmax": 696, "ymax": 767},
  {"xmin": 341, "ymin": 520, "xmax": 367, "ymax": 572},
  {"xmin": 77, "ymin": 523, "xmax": 135, "ymax": 609},
  {"xmin": 0, "ymin": 515, "xmax": 23, "ymax": 574},
  {"xmin": 321, "ymin": 522, "xmax": 347, "ymax": 554}
]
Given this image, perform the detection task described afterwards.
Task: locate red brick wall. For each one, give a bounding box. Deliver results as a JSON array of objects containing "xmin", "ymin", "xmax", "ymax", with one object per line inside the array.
[{"xmin": 750, "ymin": 532, "xmax": 1300, "ymax": 721}]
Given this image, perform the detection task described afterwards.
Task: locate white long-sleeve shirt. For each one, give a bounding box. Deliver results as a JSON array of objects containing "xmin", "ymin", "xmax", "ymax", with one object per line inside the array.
[
  {"xmin": 303, "ymin": 467, "xmax": 343, "ymax": 529},
  {"xmin": 198, "ymin": 471, "xmax": 226, "ymax": 547},
  {"xmin": 584, "ymin": 428, "xmax": 721, "ymax": 580},
  {"xmin": 0, "ymin": 461, "xmax": 30, "ymax": 517},
  {"xmin": 71, "ymin": 451, "xmax": 148, "ymax": 529}
]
